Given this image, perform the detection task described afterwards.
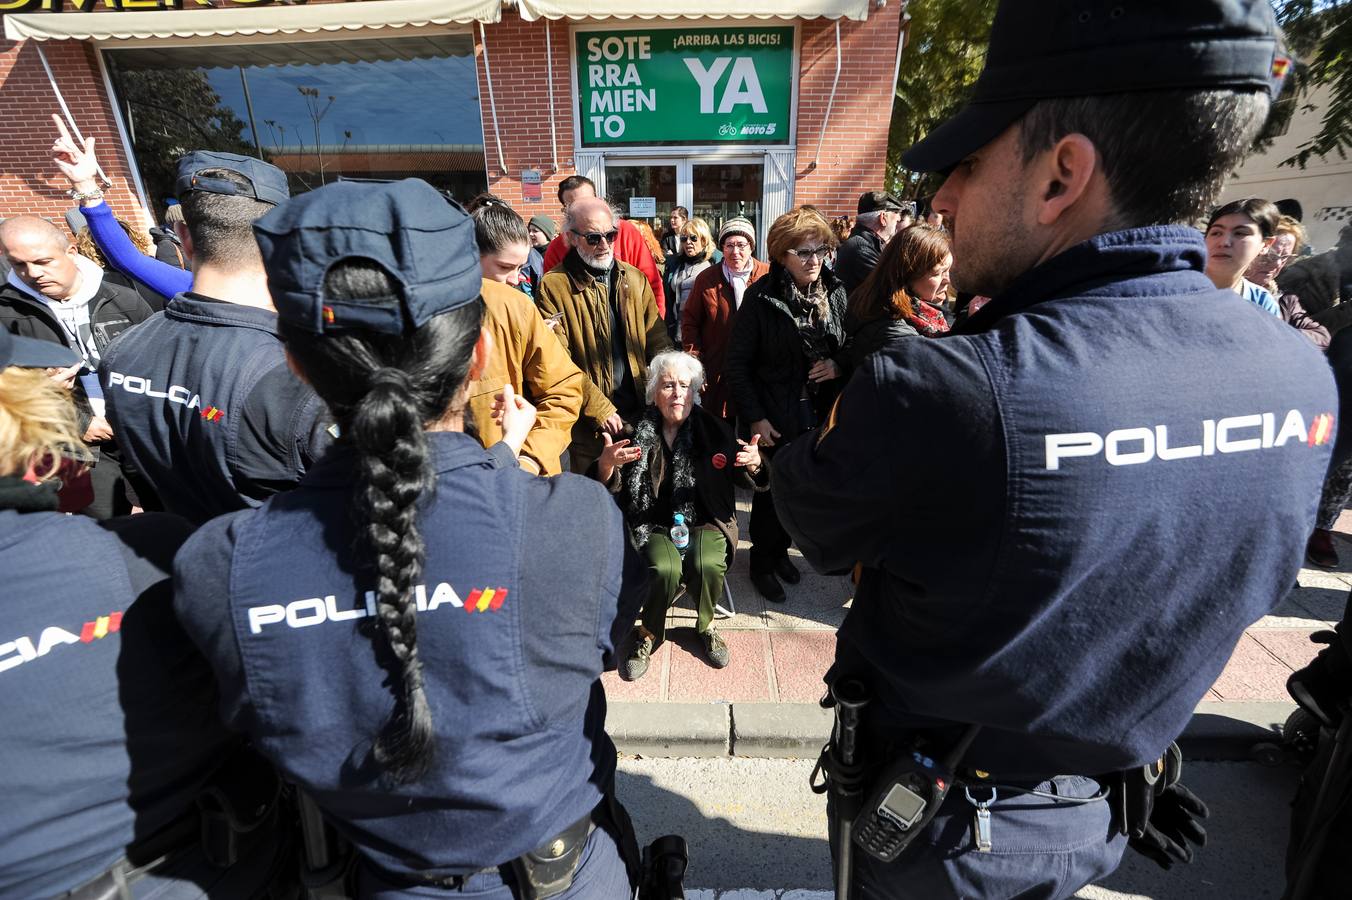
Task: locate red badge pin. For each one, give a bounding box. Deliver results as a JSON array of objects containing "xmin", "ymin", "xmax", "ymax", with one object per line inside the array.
[{"xmin": 712, "ymin": 452, "xmax": 727, "ymax": 469}]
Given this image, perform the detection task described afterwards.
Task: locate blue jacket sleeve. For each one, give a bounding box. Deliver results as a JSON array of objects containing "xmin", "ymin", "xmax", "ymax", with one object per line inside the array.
[
  {"xmin": 772, "ymin": 338, "xmax": 1002, "ymax": 576},
  {"xmin": 173, "ymin": 511, "xmax": 258, "ymax": 734},
  {"xmin": 84, "ymin": 201, "xmax": 193, "ymax": 299}
]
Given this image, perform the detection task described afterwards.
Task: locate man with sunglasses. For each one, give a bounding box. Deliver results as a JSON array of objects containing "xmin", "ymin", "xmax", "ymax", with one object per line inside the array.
[
  {"xmin": 541, "ymin": 176, "xmax": 667, "ymax": 319},
  {"xmin": 537, "ymin": 196, "xmax": 672, "ymax": 473}
]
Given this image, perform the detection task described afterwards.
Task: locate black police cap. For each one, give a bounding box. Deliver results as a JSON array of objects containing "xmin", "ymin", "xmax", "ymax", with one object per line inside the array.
[
  {"xmin": 253, "ymin": 178, "xmax": 482, "ymax": 336},
  {"xmin": 0, "ymin": 328, "xmax": 79, "ymax": 370},
  {"xmin": 174, "ymin": 151, "xmax": 290, "ymax": 206},
  {"xmin": 904, "ymin": 0, "xmax": 1285, "ymax": 174}
]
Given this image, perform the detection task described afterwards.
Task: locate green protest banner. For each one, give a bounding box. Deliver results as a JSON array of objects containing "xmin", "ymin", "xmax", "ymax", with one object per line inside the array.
[{"xmin": 575, "ymin": 26, "xmax": 794, "ymax": 147}]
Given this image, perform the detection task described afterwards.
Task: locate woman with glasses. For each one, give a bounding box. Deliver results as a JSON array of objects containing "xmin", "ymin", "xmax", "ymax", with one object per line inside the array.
[
  {"xmin": 1247, "ymin": 215, "xmax": 1329, "ymax": 350},
  {"xmin": 681, "ymin": 217, "xmax": 769, "ymax": 421},
  {"xmin": 725, "ymin": 208, "xmax": 849, "ymax": 604}
]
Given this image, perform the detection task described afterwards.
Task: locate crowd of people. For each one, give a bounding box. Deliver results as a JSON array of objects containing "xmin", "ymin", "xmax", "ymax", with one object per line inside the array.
[{"xmin": 4, "ymin": 1, "xmax": 1352, "ymax": 897}]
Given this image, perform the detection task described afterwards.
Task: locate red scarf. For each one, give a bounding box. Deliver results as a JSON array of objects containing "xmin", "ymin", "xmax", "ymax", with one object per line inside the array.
[{"xmin": 906, "ymin": 299, "xmax": 950, "ymax": 337}]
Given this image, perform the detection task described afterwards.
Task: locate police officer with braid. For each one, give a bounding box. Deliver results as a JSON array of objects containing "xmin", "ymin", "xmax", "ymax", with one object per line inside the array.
[
  {"xmin": 173, "ymin": 179, "xmax": 646, "ymax": 899},
  {"xmin": 775, "ymin": 2, "xmax": 1335, "ymax": 898}
]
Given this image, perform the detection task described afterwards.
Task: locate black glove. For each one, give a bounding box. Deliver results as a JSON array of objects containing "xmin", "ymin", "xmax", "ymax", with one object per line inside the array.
[{"xmin": 1128, "ymin": 781, "xmax": 1209, "ymax": 870}]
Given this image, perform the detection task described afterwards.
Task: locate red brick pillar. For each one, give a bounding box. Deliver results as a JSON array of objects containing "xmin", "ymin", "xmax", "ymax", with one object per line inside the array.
[{"xmin": 0, "ymin": 38, "xmax": 149, "ymax": 228}]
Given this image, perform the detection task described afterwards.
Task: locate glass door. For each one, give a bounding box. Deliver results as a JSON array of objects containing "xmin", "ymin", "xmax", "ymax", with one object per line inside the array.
[
  {"xmin": 604, "ymin": 159, "xmax": 678, "ymax": 242},
  {"xmin": 691, "ymin": 161, "xmax": 763, "ymax": 249},
  {"xmin": 601, "ymin": 156, "xmax": 768, "ymax": 252}
]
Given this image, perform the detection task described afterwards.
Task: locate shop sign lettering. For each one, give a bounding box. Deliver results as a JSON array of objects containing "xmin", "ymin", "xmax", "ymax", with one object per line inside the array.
[{"xmin": 576, "ymin": 26, "xmax": 793, "ymax": 147}]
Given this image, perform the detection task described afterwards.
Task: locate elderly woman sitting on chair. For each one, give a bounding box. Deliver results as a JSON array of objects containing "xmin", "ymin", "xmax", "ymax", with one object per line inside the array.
[{"xmin": 595, "ymin": 350, "xmax": 767, "ymax": 681}]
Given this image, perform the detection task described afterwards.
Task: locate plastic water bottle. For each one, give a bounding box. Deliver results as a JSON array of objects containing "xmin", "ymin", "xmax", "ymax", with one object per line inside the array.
[{"xmin": 671, "ymin": 514, "xmax": 690, "ymax": 556}]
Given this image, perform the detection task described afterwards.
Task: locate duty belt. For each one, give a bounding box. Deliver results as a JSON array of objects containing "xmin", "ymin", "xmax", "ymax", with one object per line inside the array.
[{"xmin": 375, "ymin": 808, "xmax": 597, "ymax": 900}]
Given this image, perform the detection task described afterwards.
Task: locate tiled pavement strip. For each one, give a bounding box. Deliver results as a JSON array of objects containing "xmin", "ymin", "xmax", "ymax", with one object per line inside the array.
[{"xmin": 602, "ymin": 500, "xmax": 1352, "ymax": 747}]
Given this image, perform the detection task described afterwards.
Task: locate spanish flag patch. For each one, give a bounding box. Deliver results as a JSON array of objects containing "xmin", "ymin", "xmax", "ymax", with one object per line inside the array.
[
  {"xmin": 1308, "ymin": 413, "xmax": 1334, "ymax": 447},
  {"xmin": 464, "ymin": 587, "xmax": 509, "ymax": 613}
]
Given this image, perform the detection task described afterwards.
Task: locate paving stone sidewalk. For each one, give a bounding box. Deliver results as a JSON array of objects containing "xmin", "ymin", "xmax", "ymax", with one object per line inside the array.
[{"xmin": 603, "ymin": 502, "xmax": 1352, "ymax": 746}]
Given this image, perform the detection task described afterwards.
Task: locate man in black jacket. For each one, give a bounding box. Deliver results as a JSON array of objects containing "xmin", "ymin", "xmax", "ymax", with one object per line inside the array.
[
  {"xmin": 834, "ymin": 191, "xmax": 908, "ymax": 295},
  {"xmin": 0, "ymin": 215, "xmax": 153, "ymax": 517}
]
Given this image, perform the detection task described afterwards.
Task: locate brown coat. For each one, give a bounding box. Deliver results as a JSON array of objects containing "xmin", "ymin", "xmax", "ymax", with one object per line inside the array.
[
  {"xmin": 536, "ymin": 251, "xmax": 673, "ymax": 470},
  {"xmin": 679, "ymin": 259, "xmax": 770, "ymax": 419},
  {"xmin": 468, "ymin": 279, "xmax": 585, "ymax": 476}
]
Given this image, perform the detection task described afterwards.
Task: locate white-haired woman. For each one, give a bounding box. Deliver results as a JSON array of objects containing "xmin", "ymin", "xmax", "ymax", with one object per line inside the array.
[{"xmin": 594, "ymin": 350, "xmax": 767, "ymax": 680}]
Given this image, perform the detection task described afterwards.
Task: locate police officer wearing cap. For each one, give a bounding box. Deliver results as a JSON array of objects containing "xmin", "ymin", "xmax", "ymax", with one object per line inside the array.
[
  {"xmin": 173, "ymin": 179, "xmax": 646, "ymax": 898},
  {"xmin": 98, "ymin": 152, "xmax": 330, "ymax": 525},
  {"xmin": 0, "ymin": 330, "xmax": 291, "ymax": 897},
  {"xmin": 774, "ymin": 2, "xmax": 1334, "ymax": 897},
  {"xmin": 834, "ymin": 191, "xmax": 907, "ymax": 296}
]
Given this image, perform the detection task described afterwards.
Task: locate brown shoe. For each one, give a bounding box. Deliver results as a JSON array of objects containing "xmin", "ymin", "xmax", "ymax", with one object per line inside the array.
[{"xmin": 1306, "ymin": 528, "xmax": 1339, "ymax": 569}]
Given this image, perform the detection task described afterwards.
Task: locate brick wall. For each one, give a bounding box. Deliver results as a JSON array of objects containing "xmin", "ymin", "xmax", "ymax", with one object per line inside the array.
[
  {"xmin": 0, "ymin": 38, "xmax": 148, "ymax": 227},
  {"xmin": 477, "ymin": 15, "xmax": 575, "ymax": 214},
  {"xmin": 792, "ymin": 7, "xmax": 903, "ymax": 217},
  {"xmin": 482, "ymin": 9, "xmax": 904, "ymax": 220}
]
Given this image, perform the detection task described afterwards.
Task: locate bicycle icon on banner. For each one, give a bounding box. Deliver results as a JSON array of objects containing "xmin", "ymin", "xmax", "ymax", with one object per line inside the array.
[{"xmin": 719, "ymin": 122, "xmax": 739, "ymax": 136}]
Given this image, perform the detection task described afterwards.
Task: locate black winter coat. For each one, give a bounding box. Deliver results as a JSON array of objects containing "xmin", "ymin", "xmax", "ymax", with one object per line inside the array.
[
  {"xmin": 0, "ymin": 280, "xmax": 152, "ymax": 414},
  {"xmin": 725, "ymin": 263, "xmax": 849, "ymax": 439},
  {"xmin": 1279, "ymin": 250, "xmax": 1352, "ymax": 334},
  {"xmin": 834, "ymin": 226, "xmax": 883, "ymax": 296},
  {"xmin": 843, "ymin": 313, "xmax": 919, "ymax": 369}
]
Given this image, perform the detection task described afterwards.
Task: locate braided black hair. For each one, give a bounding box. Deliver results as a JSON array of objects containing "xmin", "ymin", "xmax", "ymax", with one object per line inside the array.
[{"xmin": 280, "ymin": 258, "xmax": 483, "ymax": 783}]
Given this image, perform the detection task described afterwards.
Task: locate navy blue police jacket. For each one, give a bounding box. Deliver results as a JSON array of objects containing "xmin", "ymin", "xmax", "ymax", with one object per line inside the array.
[
  {"xmin": 0, "ymin": 480, "xmax": 236, "ymax": 896},
  {"xmin": 99, "ymin": 293, "xmax": 329, "ymax": 526},
  {"xmin": 173, "ymin": 432, "xmax": 647, "ymax": 882},
  {"xmin": 773, "ymin": 226, "xmax": 1337, "ymax": 777}
]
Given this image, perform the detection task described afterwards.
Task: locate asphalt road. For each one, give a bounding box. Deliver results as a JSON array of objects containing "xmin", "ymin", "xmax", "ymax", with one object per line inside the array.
[{"xmin": 617, "ymin": 756, "xmax": 1302, "ymax": 899}]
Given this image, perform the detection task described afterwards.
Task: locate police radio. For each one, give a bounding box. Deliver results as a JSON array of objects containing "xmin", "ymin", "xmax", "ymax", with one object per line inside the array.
[{"xmin": 853, "ymin": 725, "xmax": 980, "ymax": 862}]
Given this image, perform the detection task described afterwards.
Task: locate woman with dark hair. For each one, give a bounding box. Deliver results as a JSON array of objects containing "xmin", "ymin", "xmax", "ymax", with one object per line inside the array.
[
  {"xmin": 173, "ymin": 180, "xmax": 644, "ymax": 898},
  {"xmin": 725, "ymin": 207, "xmax": 848, "ymax": 603},
  {"xmin": 1204, "ymin": 197, "xmax": 1282, "ymax": 316},
  {"xmin": 845, "ymin": 224, "xmax": 951, "ymax": 365},
  {"xmin": 469, "ymin": 202, "xmax": 585, "ymax": 476},
  {"xmin": 471, "ymin": 200, "xmax": 532, "ymax": 295}
]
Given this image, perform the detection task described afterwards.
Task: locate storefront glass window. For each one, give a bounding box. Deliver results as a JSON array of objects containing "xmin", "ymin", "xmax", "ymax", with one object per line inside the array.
[
  {"xmin": 693, "ymin": 163, "xmax": 762, "ymax": 245},
  {"xmin": 104, "ymin": 35, "xmax": 487, "ymax": 214},
  {"xmin": 605, "ymin": 163, "xmax": 678, "ymax": 238}
]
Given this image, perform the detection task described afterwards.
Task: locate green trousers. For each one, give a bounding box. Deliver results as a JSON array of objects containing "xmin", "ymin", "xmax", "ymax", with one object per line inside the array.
[{"xmin": 641, "ymin": 529, "xmax": 728, "ymax": 644}]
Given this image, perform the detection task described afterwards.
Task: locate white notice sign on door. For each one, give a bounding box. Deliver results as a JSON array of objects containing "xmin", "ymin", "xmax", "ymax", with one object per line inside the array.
[{"xmin": 629, "ymin": 196, "xmax": 657, "ymax": 218}]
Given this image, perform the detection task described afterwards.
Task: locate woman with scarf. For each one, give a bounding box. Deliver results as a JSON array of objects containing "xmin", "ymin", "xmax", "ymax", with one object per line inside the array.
[
  {"xmin": 844, "ymin": 224, "xmax": 952, "ymax": 366},
  {"xmin": 680, "ymin": 217, "xmax": 769, "ymax": 421},
  {"xmin": 662, "ymin": 217, "xmax": 717, "ymax": 341},
  {"xmin": 597, "ymin": 350, "xmax": 767, "ymax": 681},
  {"xmin": 725, "ymin": 208, "xmax": 848, "ymax": 604}
]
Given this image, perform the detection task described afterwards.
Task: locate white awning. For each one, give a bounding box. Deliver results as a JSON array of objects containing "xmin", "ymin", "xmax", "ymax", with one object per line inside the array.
[
  {"xmin": 3, "ymin": 0, "xmax": 501, "ymax": 43},
  {"xmin": 515, "ymin": 0, "xmax": 870, "ymax": 22}
]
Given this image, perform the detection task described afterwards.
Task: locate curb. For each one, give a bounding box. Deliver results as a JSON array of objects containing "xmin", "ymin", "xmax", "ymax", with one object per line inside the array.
[{"xmin": 611, "ymin": 699, "xmax": 1300, "ymax": 763}]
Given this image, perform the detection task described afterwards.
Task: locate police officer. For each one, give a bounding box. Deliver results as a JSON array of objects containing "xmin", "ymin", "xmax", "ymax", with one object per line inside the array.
[
  {"xmin": 172, "ymin": 179, "xmax": 646, "ymax": 898},
  {"xmin": 0, "ymin": 329, "xmax": 290, "ymax": 897},
  {"xmin": 773, "ymin": 2, "xmax": 1335, "ymax": 897},
  {"xmin": 97, "ymin": 152, "xmax": 329, "ymax": 526}
]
